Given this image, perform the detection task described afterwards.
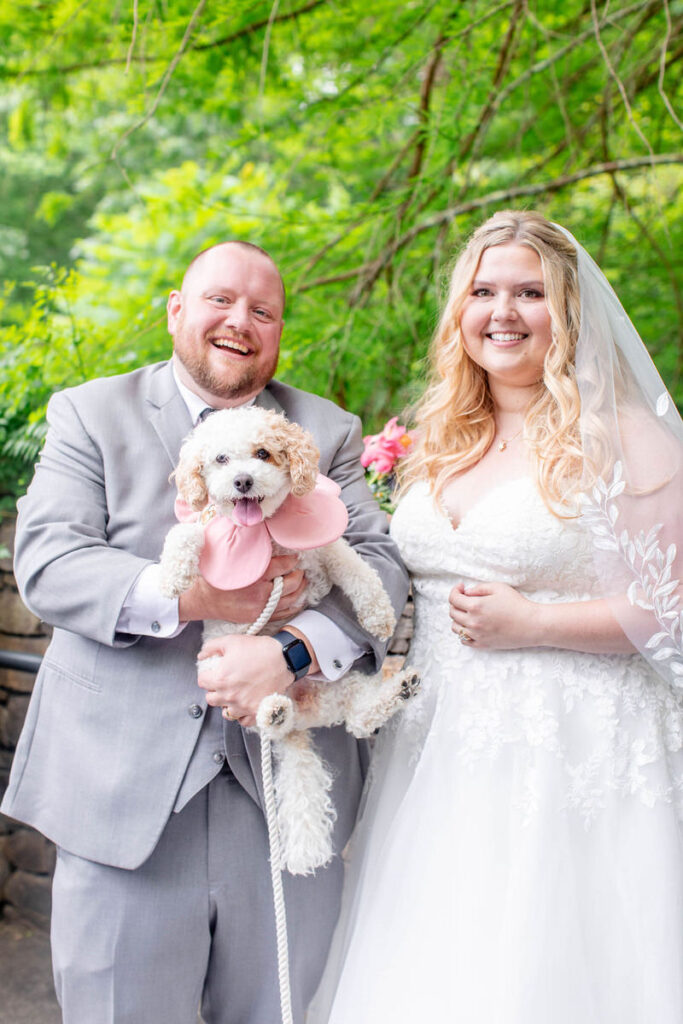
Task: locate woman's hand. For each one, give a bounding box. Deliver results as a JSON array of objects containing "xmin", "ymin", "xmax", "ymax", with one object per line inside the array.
[
  {"xmin": 448, "ymin": 581, "xmax": 536, "ymax": 649},
  {"xmin": 448, "ymin": 583, "xmax": 636, "ymax": 654}
]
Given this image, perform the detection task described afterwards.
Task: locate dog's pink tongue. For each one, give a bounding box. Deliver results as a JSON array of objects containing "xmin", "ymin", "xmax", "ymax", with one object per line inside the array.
[{"xmin": 233, "ymin": 498, "xmax": 263, "ymax": 527}]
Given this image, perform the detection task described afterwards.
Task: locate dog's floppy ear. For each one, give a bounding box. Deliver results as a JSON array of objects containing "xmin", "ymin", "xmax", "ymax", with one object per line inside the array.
[
  {"xmin": 281, "ymin": 421, "xmax": 320, "ymax": 497},
  {"xmin": 172, "ymin": 435, "xmax": 208, "ymax": 510}
]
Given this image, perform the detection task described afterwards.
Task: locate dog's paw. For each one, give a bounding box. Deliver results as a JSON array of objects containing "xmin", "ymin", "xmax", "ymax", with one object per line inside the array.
[
  {"xmin": 343, "ymin": 667, "xmax": 421, "ymax": 738},
  {"xmin": 399, "ymin": 669, "xmax": 421, "ymax": 701},
  {"xmin": 256, "ymin": 694, "xmax": 295, "ymax": 737},
  {"xmin": 158, "ymin": 552, "xmax": 199, "ymax": 598},
  {"xmin": 358, "ymin": 608, "xmax": 396, "ymax": 641}
]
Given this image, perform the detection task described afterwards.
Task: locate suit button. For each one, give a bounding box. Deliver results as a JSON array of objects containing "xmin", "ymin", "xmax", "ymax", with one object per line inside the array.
[
  {"xmin": 213, "ymin": 751, "xmax": 225, "ymax": 765},
  {"xmin": 188, "ymin": 704, "xmax": 203, "ymax": 718},
  {"xmin": 151, "ymin": 620, "xmax": 161, "ymax": 633},
  {"xmin": 333, "ymin": 659, "xmax": 342, "ymax": 670}
]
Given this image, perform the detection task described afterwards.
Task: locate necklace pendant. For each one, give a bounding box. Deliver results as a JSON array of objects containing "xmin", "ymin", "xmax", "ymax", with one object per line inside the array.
[{"xmin": 498, "ymin": 440, "xmax": 507, "ymax": 452}]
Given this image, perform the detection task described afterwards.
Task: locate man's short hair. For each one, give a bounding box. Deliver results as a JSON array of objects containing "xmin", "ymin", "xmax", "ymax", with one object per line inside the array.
[{"xmin": 182, "ymin": 241, "xmax": 286, "ymax": 309}]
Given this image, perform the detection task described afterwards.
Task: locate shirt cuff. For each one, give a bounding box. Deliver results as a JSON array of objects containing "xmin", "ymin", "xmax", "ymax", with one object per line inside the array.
[
  {"xmin": 288, "ymin": 609, "xmax": 366, "ymax": 681},
  {"xmin": 116, "ymin": 563, "xmax": 186, "ymax": 639}
]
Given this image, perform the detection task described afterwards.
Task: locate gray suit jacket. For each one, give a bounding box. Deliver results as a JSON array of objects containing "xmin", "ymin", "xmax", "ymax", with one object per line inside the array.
[{"xmin": 2, "ymin": 361, "xmax": 408, "ymax": 869}]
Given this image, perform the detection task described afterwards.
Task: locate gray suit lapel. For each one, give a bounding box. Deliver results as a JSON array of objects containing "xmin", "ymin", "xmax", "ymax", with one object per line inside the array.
[
  {"xmin": 143, "ymin": 362, "xmax": 193, "ymax": 469},
  {"xmin": 254, "ymin": 384, "xmax": 285, "ymax": 415}
]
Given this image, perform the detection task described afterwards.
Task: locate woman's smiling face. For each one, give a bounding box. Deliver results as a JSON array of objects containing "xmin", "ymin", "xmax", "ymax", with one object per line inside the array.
[{"xmin": 459, "ymin": 244, "xmax": 553, "ymax": 390}]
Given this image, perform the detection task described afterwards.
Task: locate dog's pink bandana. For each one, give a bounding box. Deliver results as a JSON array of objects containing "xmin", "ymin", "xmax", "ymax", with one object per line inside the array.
[{"xmin": 174, "ymin": 474, "xmax": 349, "ymax": 590}]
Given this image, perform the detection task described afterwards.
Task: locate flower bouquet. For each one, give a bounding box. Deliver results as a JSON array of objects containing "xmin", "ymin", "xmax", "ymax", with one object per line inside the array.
[{"xmin": 361, "ymin": 417, "xmax": 414, "ymax": 513}]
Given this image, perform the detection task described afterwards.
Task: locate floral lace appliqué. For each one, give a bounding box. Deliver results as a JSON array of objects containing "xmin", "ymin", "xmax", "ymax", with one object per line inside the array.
[
  {"xmin": 390, "ymin": 479, "xmax": 683, "ymax": 828},
  {"xmin": 580, "ymin": 462, "xmax": 683, "ymax": 684}
]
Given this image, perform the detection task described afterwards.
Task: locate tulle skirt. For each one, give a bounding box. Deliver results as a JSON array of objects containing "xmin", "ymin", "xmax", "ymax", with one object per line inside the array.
[{"xmin": 308, "ymin": 648, "xmax": 683, "ymax": 1023}]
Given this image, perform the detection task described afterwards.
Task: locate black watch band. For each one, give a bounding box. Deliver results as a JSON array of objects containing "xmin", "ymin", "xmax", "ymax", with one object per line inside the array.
[{"xmin": 273, "ymin": 630, "xmax": 312, "ymax": 681}]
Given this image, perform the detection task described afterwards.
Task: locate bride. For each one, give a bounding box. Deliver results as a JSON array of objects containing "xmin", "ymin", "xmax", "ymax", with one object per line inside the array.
[{"xmin": 308, "ymin": 211, "xmax": 683, "ymax": 1023}]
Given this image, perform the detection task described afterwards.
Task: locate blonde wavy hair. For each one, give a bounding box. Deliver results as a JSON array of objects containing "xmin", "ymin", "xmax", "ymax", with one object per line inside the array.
[{"xmin": 399, "ymin": 210, "xmax": 586, "ymax": 515}]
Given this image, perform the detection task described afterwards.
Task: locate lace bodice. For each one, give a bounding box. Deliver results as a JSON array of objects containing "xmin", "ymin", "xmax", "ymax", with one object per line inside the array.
[
  {"xmin": 392, "ymin": 477, "xmax": 598, "ymax": 597},
  {"xmin": 388, "ymin": 479, "xmax": 683, "ymax": 824}
]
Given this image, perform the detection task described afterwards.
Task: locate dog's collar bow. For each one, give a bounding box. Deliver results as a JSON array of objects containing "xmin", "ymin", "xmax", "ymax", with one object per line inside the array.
[{"xmin": 174, "ymin": 474, "xmax": 349, "ymax": 590}]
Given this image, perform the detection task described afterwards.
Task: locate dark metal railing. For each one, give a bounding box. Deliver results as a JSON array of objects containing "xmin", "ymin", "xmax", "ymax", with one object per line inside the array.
[{"xmin": 0, "ymin": 649, "xmax": 42, "ymax": 674}]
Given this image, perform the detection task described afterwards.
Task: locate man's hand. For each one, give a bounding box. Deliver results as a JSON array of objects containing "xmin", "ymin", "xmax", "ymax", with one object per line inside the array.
[
  {"xmin": 197, "ymin": 633, "xmax": 300, "ymax": 727},
  {"xmin": 178, "ymin": 555, "xmax": 306, "ymax": 625}
]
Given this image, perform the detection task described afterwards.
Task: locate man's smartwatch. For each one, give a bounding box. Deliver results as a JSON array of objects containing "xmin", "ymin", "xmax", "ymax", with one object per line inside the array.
[{"xmin": 273, "ymin": 630, "xmax": 312, "ymax": 681}]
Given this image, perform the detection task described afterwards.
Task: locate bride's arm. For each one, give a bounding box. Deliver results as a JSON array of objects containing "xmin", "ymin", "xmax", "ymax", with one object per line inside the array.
[{"xmin": 448, "ymin": 581, "xmax": 636, "ymax": 654}]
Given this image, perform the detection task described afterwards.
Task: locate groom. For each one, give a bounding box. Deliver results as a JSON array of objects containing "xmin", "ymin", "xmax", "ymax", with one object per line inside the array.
[{"xmin": 2, "ymin": 241, "xmax": 408, "ymax": 1023}]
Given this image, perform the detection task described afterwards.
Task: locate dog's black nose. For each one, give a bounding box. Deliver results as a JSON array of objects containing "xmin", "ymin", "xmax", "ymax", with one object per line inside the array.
[{"xmin": 233, "ymin": 474, "xmax": 254, "ymax": 494}]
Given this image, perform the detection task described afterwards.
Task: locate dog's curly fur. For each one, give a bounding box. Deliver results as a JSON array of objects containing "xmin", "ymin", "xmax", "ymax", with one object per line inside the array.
[
  {"xmin": 174, "ymin": 410, "xmax": 320, "ymax": 510},
  {"xmin": 158, "ymin": 406, "xmax": 419, "ymax": 875}
]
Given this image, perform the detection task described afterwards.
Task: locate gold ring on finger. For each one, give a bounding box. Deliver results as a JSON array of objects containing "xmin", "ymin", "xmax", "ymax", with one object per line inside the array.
[
  {"xmin": 222, "ymin": 706, "xmax": 237, "ymax": 721},
  {"xmin": 457, "ymin": 628, "xmax": 474, "ymax": 645}
]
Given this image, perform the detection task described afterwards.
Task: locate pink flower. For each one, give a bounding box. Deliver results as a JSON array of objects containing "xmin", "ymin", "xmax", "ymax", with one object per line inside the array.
[{"xmin": 361, "ymin": 417, "xmax": 414, "ymax": 474}]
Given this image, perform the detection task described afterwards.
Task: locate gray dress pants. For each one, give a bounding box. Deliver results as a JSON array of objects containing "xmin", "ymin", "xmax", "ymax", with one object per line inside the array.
[{"xmin": 51, "ymin": 766, "xmax": 344, "ymax": 1024}]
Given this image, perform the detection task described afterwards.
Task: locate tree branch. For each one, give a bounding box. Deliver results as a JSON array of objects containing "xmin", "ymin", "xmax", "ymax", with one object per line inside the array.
[
  {"xmin": 258, "ymin": 0, "xmax": 282, "ymax": 114},
  {"xmin": 125, "ymin": 0, "xmax": 140, "ymax": 73},
  {"xmin": 461, "ymin": 0, "xmax": 659, "ymax": 174},
  {"xmin": 194, "ymin": 0, "xmax": 324, "ymax": 51},
  {"xmin": 590, "ymin": 0, "xmax": 655, "ymax": 157},
  {"xmin": 111, "ymin": 0, "xmax": 208, "ymax": 162},
  {"xmin": 292, "ymin": 2, "xmax": 518, "ymax": 283},
  {"xmin": 350, "ymin": 0, "xmax": 526, "ymax": 304},
  {"xmin": 522, "ymin": 28, "xmax": 683, "ymax": 184},
  {"xmin": 405, "ymin": 29, "xmax": 449, "ymax": 182},
  {"xmin": 609, "ymin": 173, "xmax": 683, "ymax": 386},
  {"xmin": 11, "ymin": 0, "xmax": 94, "ymax": 85},
  {"xmin": 658, "ymin": 0, "xmax": 683, "ymax": 132},
  {"xmin": 458, "ymin": 0, "xmax": 526, "ymax": 166},
  {"xmin": 389, "ymin": 17, "xmax": 456, "ymax": 231},
  {"xmin": 296, "ymin": 154, "xmax": 683, "ymax": 295},
  {"xmin": 390, "ymin": 0, "xmax": 530, "ymax": 248},
  {"xmin": 1, "ymin": 0, "xmax": 326, "ymax": 78},
  {"xmin": 291, "ymin": 0, "xmax": 442, "ymax": 118}
]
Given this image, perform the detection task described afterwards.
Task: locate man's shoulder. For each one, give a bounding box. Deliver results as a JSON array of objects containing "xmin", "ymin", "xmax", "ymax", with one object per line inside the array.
[
  {"xmin": 266, "ymin": 379, "xmax": 358, "ymax": 427},
  {"xmin": 56, "ymin": 361, "xmax": 171, "ymax": 406}
]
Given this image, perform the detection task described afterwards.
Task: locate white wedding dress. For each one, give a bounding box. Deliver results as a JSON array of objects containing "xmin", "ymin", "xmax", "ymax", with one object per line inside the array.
[{"xmin": 309, "ymin": 478, "xmax": 683, "ymax": 1024}]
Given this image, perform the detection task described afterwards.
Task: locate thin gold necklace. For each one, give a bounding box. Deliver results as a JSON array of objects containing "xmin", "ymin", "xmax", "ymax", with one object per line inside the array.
[{"xmin": 496, "ymin": 428, "xmax": 523, "ymax": 452}]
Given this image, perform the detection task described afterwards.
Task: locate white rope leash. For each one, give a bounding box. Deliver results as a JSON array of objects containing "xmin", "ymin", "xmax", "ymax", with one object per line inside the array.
[
  {"xmin": 245, "ymin": 574, "xmax": 284, "ymax": 637},
  {"xmin": 245, "ymin": 574, "xmax": 294, "ymax": 1024},
  {"xmin": 261, "ymin": 725, "xmax": 293, "ymax": 1024}
]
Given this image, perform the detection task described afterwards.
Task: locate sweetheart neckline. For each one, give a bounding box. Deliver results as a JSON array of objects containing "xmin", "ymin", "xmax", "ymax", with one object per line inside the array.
[{"xmin": 428, "ymin": 476, "xmax": 536, "ymax": 535}]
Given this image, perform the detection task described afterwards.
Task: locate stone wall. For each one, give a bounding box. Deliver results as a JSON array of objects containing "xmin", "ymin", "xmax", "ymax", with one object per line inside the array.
[
  {"xmin": 0, "ymin": 513, "xmax": 413, "ymax": 929},
  {"xmin": 0, "ymin": 516, "xmax": 54, "ymax": 928}
]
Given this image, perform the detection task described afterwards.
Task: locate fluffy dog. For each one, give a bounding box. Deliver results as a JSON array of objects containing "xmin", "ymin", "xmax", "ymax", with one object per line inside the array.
[{"xmin": 159, "ymin": 406, "xmax": 419, "ymax": 874}]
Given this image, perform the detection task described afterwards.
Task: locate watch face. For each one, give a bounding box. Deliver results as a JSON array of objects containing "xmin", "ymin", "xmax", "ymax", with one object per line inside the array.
[
  {"xmin": 285, "ymin": 638, "xmax": 312, "ymax": 677},
  {"xmin": 274, "ymin": 631, "xmax": 312, "ymax": 679}
]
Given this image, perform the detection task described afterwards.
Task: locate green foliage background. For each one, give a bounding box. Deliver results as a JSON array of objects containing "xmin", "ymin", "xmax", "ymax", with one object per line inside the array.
[{"xmin": 0, "ymin": 0, "xmax": 681, "ymax": 507}]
